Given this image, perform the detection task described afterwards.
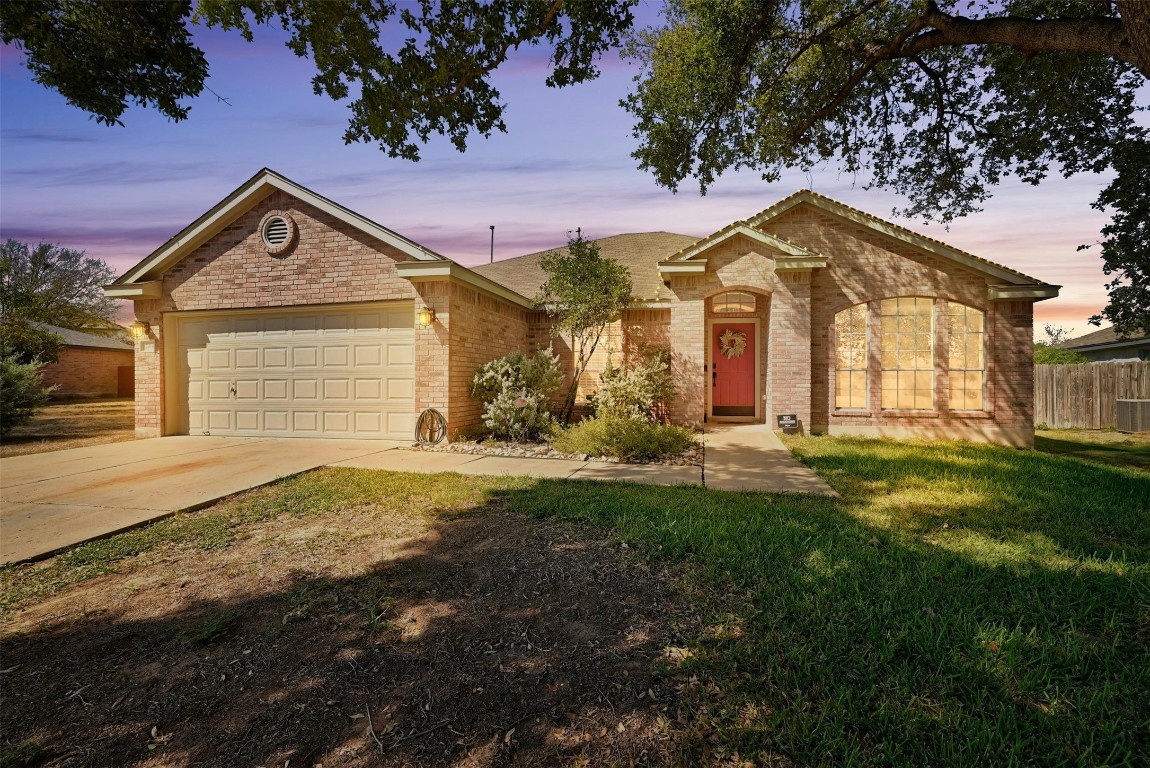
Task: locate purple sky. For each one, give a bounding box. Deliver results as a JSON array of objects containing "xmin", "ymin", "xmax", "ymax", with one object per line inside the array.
[{"xmin": 0, "ymin": 12, "xmax": 1139, "ymax": 338}]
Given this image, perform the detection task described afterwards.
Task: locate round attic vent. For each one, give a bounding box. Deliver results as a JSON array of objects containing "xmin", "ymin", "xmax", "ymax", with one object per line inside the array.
[{"xmin": 259, "ymin": 212, "xmax": 296, "ymax": 255}]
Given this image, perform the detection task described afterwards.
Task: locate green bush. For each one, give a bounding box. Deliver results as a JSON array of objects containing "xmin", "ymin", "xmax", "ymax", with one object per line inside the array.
[
  {"xmin": 470, "ymin": 349, "xmax": 564, "ymax": 441},
  {"xmin": 590, "ymin": 345, "xmax": 678, "ymax": 423},
  {"xmin": 1033, "ymin": 343, "xmax": 1088, "ymax": 364},
  {"xmin": 0, "ymin": 353, "xmax": 53, "ymax": 436},
  {"xmin": 553, "ymin": 416, "xmax": 697, "ymax": 462}
]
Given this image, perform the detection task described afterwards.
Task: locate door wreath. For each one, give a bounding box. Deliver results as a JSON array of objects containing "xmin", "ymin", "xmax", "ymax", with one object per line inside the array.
[{"xmin": 719, "ymin": 329, "xmax": 747, "ymax": 359}]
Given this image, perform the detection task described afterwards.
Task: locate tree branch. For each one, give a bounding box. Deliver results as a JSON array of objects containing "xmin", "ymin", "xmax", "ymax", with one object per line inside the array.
[
  {"xmin": 450, "ymin": 0, "xmax": 566, "ymax": 98},
  {"xmin": 897, "ymin": 2, "xmax": 1136, "ymax": 67},
  {"xmin": 786, "ymin": 1, "xmax": 1141, "ymax": 146},
  {"xmin": 787, "ymin": 15, "xmax": 928, "ymax": 143}
]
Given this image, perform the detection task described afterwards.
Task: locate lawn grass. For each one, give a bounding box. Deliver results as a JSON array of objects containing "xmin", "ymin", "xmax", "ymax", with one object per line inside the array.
[
  {"xmin": 0, "ymin": 470, "xmax": 532, "ymax": 616},
  {"xmin": 0, "ymin": 398, "xmax": 135, "ymax": 457},
  {"xmin": 507, "ymin": 435, "xmax": 1150, "ymax": 765},
  {"xmin": 1035, "ymin": 428, "xmax": 1150, "ymax": 472},
  {"xmin": 3, "ymin": 433, "xmax": 1147, "ymax": 765}
]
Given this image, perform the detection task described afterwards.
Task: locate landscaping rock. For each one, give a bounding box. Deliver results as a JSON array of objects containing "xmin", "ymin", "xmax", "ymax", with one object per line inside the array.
[{"xmin": 412, "ymin": 437, "xmax": 704, "ymax": 467}]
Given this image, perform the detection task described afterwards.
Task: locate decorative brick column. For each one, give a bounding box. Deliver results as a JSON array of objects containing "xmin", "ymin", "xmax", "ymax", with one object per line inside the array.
[
  {"xmin": 669, "ymin": 295, "xmax": 706, "ymax": 424},
  {"xmin": 132, "ymin": 300, "xmax": 164, "ymax": 437},
  {"xmin": 413, "ymin": 282, "xmax": 451, "ymax": 428},
  {"xmin": 768, "ymin": 270, "xmax": 812, "ymax": 432}
]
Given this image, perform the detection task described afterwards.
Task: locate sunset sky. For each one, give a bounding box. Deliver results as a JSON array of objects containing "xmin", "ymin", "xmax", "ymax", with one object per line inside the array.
[{"xmin": 0, "ymin": 11, "xmax": 1140, "ymax": 340}]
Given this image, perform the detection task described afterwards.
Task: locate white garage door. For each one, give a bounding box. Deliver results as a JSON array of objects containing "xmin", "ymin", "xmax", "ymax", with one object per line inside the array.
[{"xmin": 175, "ymin": 303, "xmax": 415, "ymax": 439}]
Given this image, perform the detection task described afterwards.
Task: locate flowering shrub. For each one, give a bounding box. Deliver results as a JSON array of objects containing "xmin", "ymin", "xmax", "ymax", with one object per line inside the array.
[
  {"xmin": 470, "ymin": 349, "xmax": 564, "ymax": 441},
  {"xmin": 589, "ymin": 346, "xmax": 677, "ymax": 423}
]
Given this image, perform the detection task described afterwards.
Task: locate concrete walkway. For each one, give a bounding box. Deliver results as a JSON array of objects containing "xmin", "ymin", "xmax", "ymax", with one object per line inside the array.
[
  {"xmin": 703, "ymin": 424, "xmax": 838, "ymax": 496},
  {"xmin": 1, "ymin": 437, "xmax": 402, "ymax": 565},
  {"xmin": 2, "ymin": 426, "xmax": 832, "ymax": 564}
]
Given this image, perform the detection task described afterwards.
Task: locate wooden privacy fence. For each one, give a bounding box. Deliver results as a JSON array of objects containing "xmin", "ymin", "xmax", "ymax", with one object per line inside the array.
[{"xmin": 1034, "ymin": 361, "xmax": 1150, "ymax": 429}]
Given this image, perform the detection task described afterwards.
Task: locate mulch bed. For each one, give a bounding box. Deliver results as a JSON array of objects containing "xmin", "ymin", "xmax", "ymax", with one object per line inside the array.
[{"xmin": 1, "ymin": 505, "xmax": 703, "ymax": 767}]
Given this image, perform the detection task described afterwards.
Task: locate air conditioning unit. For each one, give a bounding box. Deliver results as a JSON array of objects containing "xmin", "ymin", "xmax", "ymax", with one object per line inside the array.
[{"xmin": 1116, "ymin": 400, "xmax": 1150, "ymax": 433}]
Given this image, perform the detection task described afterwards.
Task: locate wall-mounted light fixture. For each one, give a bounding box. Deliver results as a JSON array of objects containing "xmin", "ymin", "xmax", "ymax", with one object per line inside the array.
[
  {"xmin": 417, "ymin": 306, "xmax": 436, "ymax": 327},
  {"xmin": 129, "ymin": 320, "xmax": 151, "ymax": 339}
]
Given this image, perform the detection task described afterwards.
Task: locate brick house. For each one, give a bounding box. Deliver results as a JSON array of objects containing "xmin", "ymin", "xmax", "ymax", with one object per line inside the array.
[
  {"xmin": 105, "ymin": 169, "xmax": 1058, "ymax": 446},
  {"xmin": 36, "ymin": 323, "xmax": 134, "ymax": 398}
]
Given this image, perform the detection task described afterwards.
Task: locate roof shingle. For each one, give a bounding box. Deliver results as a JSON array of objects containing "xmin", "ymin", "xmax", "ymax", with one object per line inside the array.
[{"xmin": 470, "ymin": 232, "xmax": 700, "ymax": 302}]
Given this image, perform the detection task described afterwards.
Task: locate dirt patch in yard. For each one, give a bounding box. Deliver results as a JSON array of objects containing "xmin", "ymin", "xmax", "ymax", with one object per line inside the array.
[
  {"xmin": 0, "ymin": 491, "xmax": 701, "ymax": 766},
  {"xmin": 0, "ymin": 398, "xmax": 136, "ymax": 457}
]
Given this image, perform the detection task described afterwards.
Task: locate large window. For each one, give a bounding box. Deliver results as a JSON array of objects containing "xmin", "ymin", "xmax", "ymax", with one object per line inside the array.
[
  {"xmin": 834, "ymin": 304, "xmax": 868, "ymax": 409},
  {"xmin": 948, "ymin": 303, "xmax": 985, "ymax": 410},
  {"xmin": 880, "ymin": 297, "xmax": 934, "ymax": 410}
]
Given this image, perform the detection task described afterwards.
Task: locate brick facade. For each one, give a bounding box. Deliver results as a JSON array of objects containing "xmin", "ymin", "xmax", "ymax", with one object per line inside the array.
[
  {"xmin": 115, "ymin": 176, "xmax": 1044, "ymax": 447},
  {"xmin": 651, "ymin": 205, "xmax": 1038, "ymax": 445},
  {"xmin": 132, "ymin": 187, "xmax": 534, "ymax": 439},
  {"xmin": 40, "ymin": 347, "xmax": 133, "ymax": 398},
  {"xmin": 410, "ymin": 281, "xmax": 531, "ymax": 436}
]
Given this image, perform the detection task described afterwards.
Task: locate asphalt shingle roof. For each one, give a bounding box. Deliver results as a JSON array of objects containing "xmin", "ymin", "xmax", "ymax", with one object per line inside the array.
[
  {"xmin": 470, "ymin": 231, "xmax": 700, "ymax": 303},
  {"xmin": 32, "ymin": 322, "xmax": 133, "ymax": 350},
  {"xmin": 1059, "ymin": 326, "xmax": 1149, "ymax": 350}
]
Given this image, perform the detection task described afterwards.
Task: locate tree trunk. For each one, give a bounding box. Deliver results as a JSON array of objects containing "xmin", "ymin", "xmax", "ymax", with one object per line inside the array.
[{"xmin": 1117, "ymin": 1, "xmax": 1150, "ymax": 77}]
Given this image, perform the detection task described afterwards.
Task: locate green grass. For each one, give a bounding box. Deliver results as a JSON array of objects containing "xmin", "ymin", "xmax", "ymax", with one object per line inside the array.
[
  {"xmin": 3, "ymin": 433, "xmax": 1147, "ymax": 765},
  {"xmin": 507, "ymin": 435, "xmax": 1150, "ymax": 765},
  {"xmin": 1035, "ymin": 429, "xmax": 1150, "ymax": 472}
]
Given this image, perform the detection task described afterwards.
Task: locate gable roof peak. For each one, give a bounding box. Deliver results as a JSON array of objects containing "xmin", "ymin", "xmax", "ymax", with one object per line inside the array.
[
  {"xmin": 747, "ymin": 189, "xmax": 1049, "ymax": 286},
  {"xmin": 109, "ymin": 167, "xmax": 446, "ymax": 288}
]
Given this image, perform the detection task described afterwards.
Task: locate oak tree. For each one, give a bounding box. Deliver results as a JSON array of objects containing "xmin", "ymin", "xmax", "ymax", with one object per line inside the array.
[{"xmin": 2, "ymin": 1, "xmax": 1147, "ymax": 332}]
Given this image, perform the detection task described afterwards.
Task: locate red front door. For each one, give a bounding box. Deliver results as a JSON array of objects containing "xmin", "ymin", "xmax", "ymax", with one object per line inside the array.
[{"xmin": 712, "ymin": 323, "xmax": 756, "ymax": 417}]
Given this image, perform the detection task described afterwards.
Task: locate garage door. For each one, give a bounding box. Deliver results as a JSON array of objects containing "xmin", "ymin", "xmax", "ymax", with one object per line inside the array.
[{"xmin": 175, "ymin": 303, "xmax": 415, "ymax": 439}]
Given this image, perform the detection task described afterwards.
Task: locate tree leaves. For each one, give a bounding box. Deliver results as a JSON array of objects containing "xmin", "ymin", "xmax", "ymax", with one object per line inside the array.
[
  {"xmin": 0, "ymin": 240, "xmax": 119, "ymax": 331},
  {"xmin": 0, "ymin": 1, "xmax": 208, "ymax": 125}
]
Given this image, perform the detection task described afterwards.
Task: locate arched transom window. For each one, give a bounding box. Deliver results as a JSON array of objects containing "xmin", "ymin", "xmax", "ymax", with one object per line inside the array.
[{"xmin": 713, "ymin": 291, "xmax": 756, "ymax": 313}]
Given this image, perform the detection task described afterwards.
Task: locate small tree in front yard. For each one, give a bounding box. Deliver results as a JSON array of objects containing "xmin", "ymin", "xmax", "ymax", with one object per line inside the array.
[{"xmin": 537, "ymin": 230, "xmax": 632, "ymax": 422}]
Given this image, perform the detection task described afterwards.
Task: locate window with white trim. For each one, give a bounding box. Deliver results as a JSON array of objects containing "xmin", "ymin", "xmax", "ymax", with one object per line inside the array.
[
  {"xmin": 712, "ymin": 291, "xmax": 756, "ymax": 313},
  {"xmin": 834, "ymin": 303, "xmax": 868, "ymax": 409},
  {"xmin": 880, "ymin": 297, "xmax": 934, "ymax": 410}
]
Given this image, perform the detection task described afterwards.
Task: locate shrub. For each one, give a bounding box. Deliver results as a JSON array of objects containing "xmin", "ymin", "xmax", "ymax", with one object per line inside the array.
[
  {"xmin": 0, "ymin": 352, "xmax": 53, "ymax": 436},
  {"xmin": 590, "ymin": 345, "xmax": 677, "ymax": 423},
  {"xmin": 471, "ymin": 349, "xmax": 564, "ymax": 441},
  {"xmin": 1034, "ymin": 343, "xmax": 1088, "ymax": 364},
  {"xmin": 553, "ymin": 416, "xmax": 697, "ymax": 462}
]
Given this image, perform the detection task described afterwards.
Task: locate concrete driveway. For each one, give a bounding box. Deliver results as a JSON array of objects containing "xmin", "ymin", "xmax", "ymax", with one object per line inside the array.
[{"xmin": 0, "ymin": 437, "xmax": 401, "ymax": 564}]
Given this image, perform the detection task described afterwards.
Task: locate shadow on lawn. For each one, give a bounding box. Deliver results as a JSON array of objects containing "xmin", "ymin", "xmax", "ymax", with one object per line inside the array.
[
  {"xmin": 1035, "ymin": 433, "xmax": 1150, "ymax": 472},
  {"xmin": 1, "ymin": 504, "xmax": 695, "ymax": 767},
  {"xmin": 2, "ymin": 443, "xmax": 1148, "ymax": 766},
  {"xmin": 501, "ymin": 444, "xmax": 1150, "ymax": 764}
]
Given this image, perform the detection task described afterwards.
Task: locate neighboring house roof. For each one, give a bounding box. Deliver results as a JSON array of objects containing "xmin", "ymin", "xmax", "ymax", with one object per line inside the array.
[
  {"xmin": 106, "ymin": 167, "xmax": 446, "ymax": 298},
  {"xmin": 1058, "ymin": 326, "xmax": 1149, "ymax": 352},
  {"xmin": 32, "ymin": 322, "xmax": 133, "ymax": 351},
  {"xmin": 472, "ymin": 232, "xmax": 700, "ymax": 303}
]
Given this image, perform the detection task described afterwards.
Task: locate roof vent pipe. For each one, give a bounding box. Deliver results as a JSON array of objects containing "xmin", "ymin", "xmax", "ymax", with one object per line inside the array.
[{"xmin": 489, "ymin": 225, "xmax": 495, "ymax": 263}]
